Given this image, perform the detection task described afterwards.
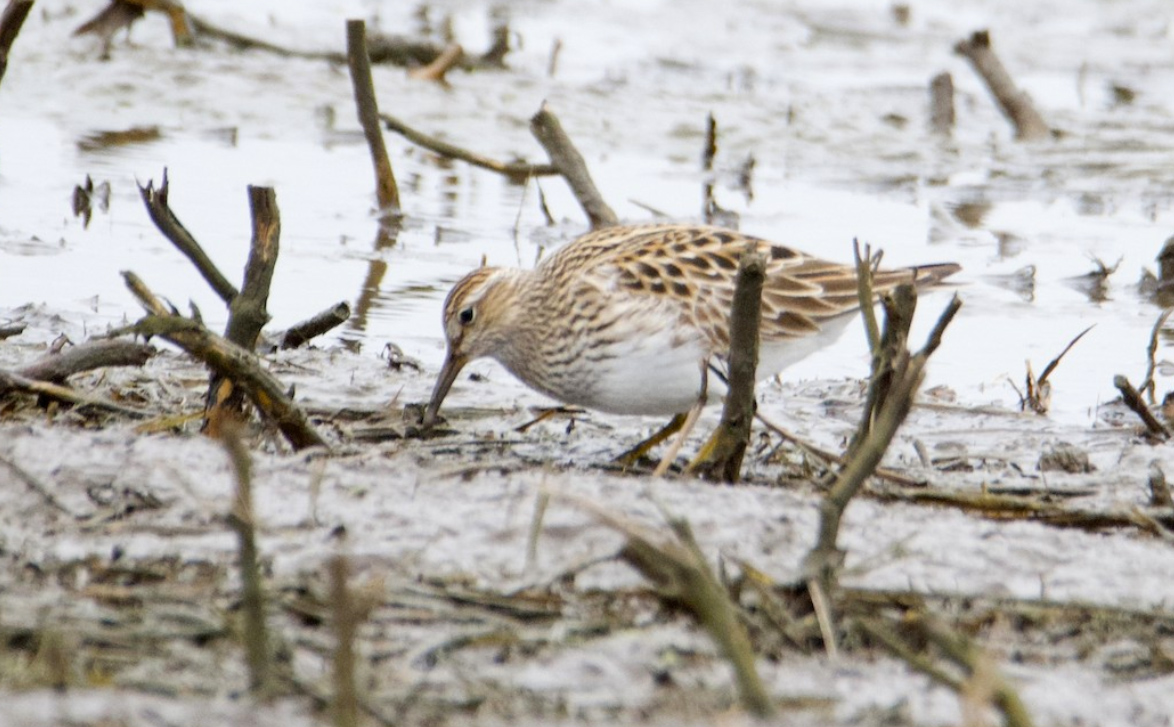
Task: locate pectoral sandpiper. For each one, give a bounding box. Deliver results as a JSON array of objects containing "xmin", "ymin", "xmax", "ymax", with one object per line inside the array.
[{"xmin": 423, "ymin": 223, "xmax": 958, "ymax": 469}]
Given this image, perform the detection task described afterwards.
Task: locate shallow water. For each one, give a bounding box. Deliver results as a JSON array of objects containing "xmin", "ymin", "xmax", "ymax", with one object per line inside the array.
[{"xmin": 4, "ymin": 0, "xmax": 1174, "ymax": 425}]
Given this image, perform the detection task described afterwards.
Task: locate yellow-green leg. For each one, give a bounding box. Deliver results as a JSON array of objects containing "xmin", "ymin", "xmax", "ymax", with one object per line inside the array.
[
  {"xmin": 613, "ymin": 413, "xmax": 687, "ymax": 468},
  {"xmin": 652, "ymin": 397, "xmax": 706, "ymax": 477}
]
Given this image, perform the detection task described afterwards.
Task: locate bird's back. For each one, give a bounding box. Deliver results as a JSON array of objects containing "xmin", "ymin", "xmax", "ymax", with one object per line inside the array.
[{"xmin": 539, "ymin": 223, "xmax": 958, "ymax": 354}]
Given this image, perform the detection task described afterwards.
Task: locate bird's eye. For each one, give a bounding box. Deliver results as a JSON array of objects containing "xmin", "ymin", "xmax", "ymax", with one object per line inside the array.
[{"xmin": 458, "ymin": 307, "xmax": 475, "ymax": 325}]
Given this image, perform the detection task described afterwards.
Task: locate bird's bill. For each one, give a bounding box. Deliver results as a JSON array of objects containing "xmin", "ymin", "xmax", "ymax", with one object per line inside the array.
[{"xmin": 422, "ymin": 350, "xmax": 467, "ymax": 428}]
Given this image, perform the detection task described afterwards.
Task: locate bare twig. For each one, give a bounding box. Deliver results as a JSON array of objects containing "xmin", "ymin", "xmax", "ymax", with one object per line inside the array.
[
  {"xmin": 529, "ymin": 103, "xmax": 618, "ymax": 229},
  {"xmin": 860, "ymin": 614, "xmax": 1034, "ymax": 727},
  {"xmin": 208, "ymin": 186, "xmax": 281, "ymax": 433},
  {"xmin": 12, "ymin": 339, "xmax": 153, "ymax": 385},
  {"xmin": 616, "ymin": 518, "xmax": 775, "ymax": 718},
  {"xmin": 0, "ymin": 368, "xmax": 150, "ymax": 418},
  {"xmin": 954, "ymin": 30, "xmax": 1051, "ymax": 141},
  {"xmin": 1114, "ymin": 374, "xmax": 1171, "ymax": 440},
  {"xmin": 346, "ymin": 19, "xmax": 401, "ymax": 215},
  {"xmin": 1148, "ymin": 461, "xmax": 1173, "ymax": 508},
  {"xmin": 0, "ymin": 453, "xmax": 75, "ymax": 515},
  {"xmin": 921, "ymin": 616, "xmax": 1035, "ymax": 727},
  {"xmin": 1140, "ymin": 309, "xmax": 1173, "ymax": 404},
  {"xmin": 0, "ymin": 0, "xmax": 34, "ymax": 89},
  {"xmin": 221, "ymin": 422, "xmax": 274, "ymax": 698},
  {"xmin": 138, "ymin": 170, "xmax": 240, "ymax": 305},
  {"xmin": 73, "ymin": 0, "xmax": 143, "ymax": 54},
  {"xmin": 329, "ymin": 556, "xmax": 360, "ymax": 727},
  {"xmin": 689, "ymin": 246, "xmax": 765, "ymax": 482},
  {"xmin": 226, "ymin": 187, "xmax": 281, "ymax": 348},
  {"xmin": 701, "ymin": 112, "xmax": 717, "ymax": 171},
  {"xmin": 546, "ymin": 38, "xmax": 561, "ymax": 77},
  {"xmin": 1019, "ymin": 325, "xmax": 1093, "ymax": 414},
  {"xmin": 277, "ymin": 302, "xmax": 351, "ymax": 349},
  {"xmin": 853, "ymin": 240, "xmax": 881, "ymax": 354},
  {"xmin": 753, "ymin": 411, "xmax": 928, "ymax": 488},
  {"xmin": 121, "ymin": 272, "xmax": 329, "ymax": 451},
  {"xmin": 407, "ymin": 42, "xmax": 463, "ymax": 84},
  {"xmin": 1158, "ymin": 235, "xmax": 1174, "ymax": 287},
  {"xmin": 929, "ymin": 71, "xmax": 955, "ymax": 135},
  {"xmin": 380, "ymin": 112, "xmax": 557, "ymax": 180},
  {"xmin": 804, "ymin": 286, "xmax": 962, "ymax": 652},
  {"xmin": 1036, "ymin": 325, "xmax": 1092, "ymax": 385}
]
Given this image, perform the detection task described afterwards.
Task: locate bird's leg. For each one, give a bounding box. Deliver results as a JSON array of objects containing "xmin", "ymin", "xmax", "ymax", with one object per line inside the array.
[
  {"xmin": 685, "ymin": 361, "xmax": 733, "ymax": 473},
  {"xmin": 652, "ymin": 363, "xmax": 709, "ymax": 477},
  {"xmin": 613, "ymin": 412, "xmax": 687, "ymax": 468}
]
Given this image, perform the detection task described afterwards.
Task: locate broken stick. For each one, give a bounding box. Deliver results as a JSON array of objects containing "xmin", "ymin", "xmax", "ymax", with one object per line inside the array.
[
  {"xmin": 346, "ymin": 19, "xmax": 401, "ymax": 215},
  {"xmin": 954, "ymin": 30, "xmax": 1051, "ymax": 141},
  {"xmin": 1113, "ymin": 374, "xmax": 1171, "ymax": 440},
  {"xmin": 529, "ymin": 103, "xmax": 618, "ymax": 229},
  {"xmin": 929, "ymin": 71, "xmax": 955, "ymax": 135},
  {"xmin": 139, "ymin": 170, "xmax": 240, "ymax": 305},
  {"xmin": 0, "ymin": 0, "xmax": 34, "ymax": 88},
  {"xmin": 277, "ymin": 302, "xmax": 351, "ymax": 350},
  {"xmin": 121, "ymin": 272, "xmax": 328, "ymax": 451},
  {"xmin": 380, "ymin": 112, "xmax": 558, "ymax": 181},
  {"xmin": 407, "ymin": 42, "xmax": 463, "ymax": 84},
  {"xmin": 804, "ymin": 286, "xmax": 961, "ymax": 652},
  {"xmin": 688, "ymin": 245, "xmax": 765, "ymax": 482},
  {"xmin": 208, "ymin": 186, "xmax": 281, "ymax": 430},
  {"xmin": 15, "ymin": 339, "xmax": 154, "ymax": 385}
]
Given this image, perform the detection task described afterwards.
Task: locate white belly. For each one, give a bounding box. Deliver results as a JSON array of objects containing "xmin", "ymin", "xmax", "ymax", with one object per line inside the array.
[
  {"xmin": 579, "ymin": 328, "xmax": 709, "ymax": 416},
  {"xmin": 588, "ymin": 311, "xmax": 860, "ymax": 416}
]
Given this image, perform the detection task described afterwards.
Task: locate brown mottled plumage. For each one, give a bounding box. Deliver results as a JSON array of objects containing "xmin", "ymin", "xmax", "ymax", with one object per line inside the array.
[{"xmin": 424, "ymin": 224, "xmax": 958, "ymax": 425}]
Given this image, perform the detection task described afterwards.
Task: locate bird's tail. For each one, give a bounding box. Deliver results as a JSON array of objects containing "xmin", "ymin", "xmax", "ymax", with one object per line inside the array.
[{"xmin": 871, "ymin": 262, "xmax": 961, "ymax": 291}]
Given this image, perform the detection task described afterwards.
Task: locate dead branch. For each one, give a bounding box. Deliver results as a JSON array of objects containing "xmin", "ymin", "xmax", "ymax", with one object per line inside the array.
[
  {"xmin": 869, "ymin": 483, "xmax": 1174, "ymax": 534},
  {"xmin": 1158, "ymin": 235, "xmax": 1174, "ymax": 287},
  {"xmin": 954, "ymin": 30, "xmax": 1051, "ymax": 141},
  {"xmin": 13, "ymin": 339, "xmax": 153, "ymax": 385},
  {"xmin": 73, "ymin": 0, "xmax": 143, "ymax": 48},
  {"xmin": 121, "ymin": 272, "xmax": 328, "ymax": 451},
  {"xmin": 0, "ymin": 0, "xmax": 34, "ymax": 88},
  {"xmin": 753, "ymin": 411, "xmax": 928, "ymax": 488},
  {"xmin": 206, "ymin": 186, "xmax": 281, "ymax": 431},
  {"xmin": 1140, "ymin": 309, "xmax": 1172, "ymax": 404},
  {"xmin": 329, "ymin": 556, "xmax": 360, "ymax": 727},
  {"xmin": 346, "ymin": 20, "xmax": 401, "ymax": 215},
  {"xmin": 702, "ymin": 112, "xmax": 717, "ymax": 171},
  {"xmin": 929, "ymin": 71, "xmax": 955, "ymax": 135},
  {"xmin": 617, "ymin": 519, "xmax": 775, "ymax": 718},
  {"xmin": 853, "ymin": 240, "xmax": 881, "ymax": 353},
  {"xmin": 221, "ymin": 422, "xmax": 275, "ymax": 697},
  {"xmin": 1114, "ymin": 374, "xmax": 1171, "ymax": 440},
  {"xmin": 407, "ymin": 42, "xmax": 463, "ymax": 85},
  {"xmin": 139, "ymin": 171, "xmax": 239, "ymax": 305},
  {"xmin": 225, "ymin": 187, "xmax": 280, "ymax": 350},
  {"xmin": 0, "ymin": 322, "xmax": 26, "ymax": 339},
  {"xmin": 276, "ymin": 302, "xmax": 351, "ymax": 350},
  {"xmin": 804, "ymin": 286, "xmax": 962, "ymax": 651},
  {"xmin": 1018, "ymin": 325, "xmax": 1093, "ymax": 414},
  {"xmin": 0, "ymin": 368, "xmax": 150, "ymax": 417},
  {"xmin": 1148, "ymin": 462, "xmax": 1173, "ymax": 508},
  {"xmin": 688, "ymin": 246, "xmax": 765, "ymax": 482},
  {"xmin": 0, "ymin": 453, "xmax": 76, "ymax": 516},
  {"xmin": 127, "ymin": 0, "xmax": 188, "ymax": 44},
  {"xmin": 529, "ymin": 103, "xmax": 618, "ymax": 229},
  {"xmin": 380, "ymin": 112, "xmax": 557, "ymax": 181},
  {"xmin": 858, "ymin": 615, "xmax": 1035, "ymax": 727},
  {"xmin": 184, "ymin": 12, "xmax": 334, "ymax": 59}
]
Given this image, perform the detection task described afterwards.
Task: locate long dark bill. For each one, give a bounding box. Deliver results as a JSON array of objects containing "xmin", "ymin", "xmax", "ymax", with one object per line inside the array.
[{"xmin": 422, "ymin": 350, "xmax": 467, "ymax": 428}]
